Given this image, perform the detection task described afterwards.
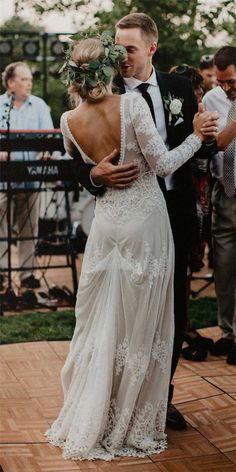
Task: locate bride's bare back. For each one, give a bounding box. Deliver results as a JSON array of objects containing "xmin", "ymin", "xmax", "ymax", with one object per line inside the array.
[{"xmin": 66, "ymin": 95, "xmax": 121, "ymax": 164}]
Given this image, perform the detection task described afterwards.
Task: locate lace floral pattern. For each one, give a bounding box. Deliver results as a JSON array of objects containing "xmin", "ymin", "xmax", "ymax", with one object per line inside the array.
[
  {"xmin": 46, "ymin": 398, "xmax": 167, "ymax": 460},
  {"xmin": 115, "ymin": 330, "xmax": 171, "ymax": 384},
  {"xmin": 130, "ymin": 93, "xmax": 202, "ymax": 178},
  {"xmin": 124, "ymin": 241, "xmax": 168, "ymax": 287},
  {"xmin": 151, "ymin": 332, "xmax": 171, "ymax": 372},
  {"xmin": 115, "ymin": 338, "xmax": 129, "ymax": 375},
  {"xmin": 79, "ymin": 239, "xmax": 168, "ymax": 289},
  {"xmin": 96, "ymin": 172, "xmax": 166, "ymax": 224}
]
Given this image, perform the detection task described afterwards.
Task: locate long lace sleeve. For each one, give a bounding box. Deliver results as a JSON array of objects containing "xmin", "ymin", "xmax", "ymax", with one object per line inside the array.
[{"xmin": 131, "ymin": 94, "xmax": 202, "ymax": 177}]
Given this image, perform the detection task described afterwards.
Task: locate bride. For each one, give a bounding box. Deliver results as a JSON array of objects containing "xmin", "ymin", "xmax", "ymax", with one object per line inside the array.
[{"xmin": 46, "ymin": 33, "xmax": 218, "ymax": 461}]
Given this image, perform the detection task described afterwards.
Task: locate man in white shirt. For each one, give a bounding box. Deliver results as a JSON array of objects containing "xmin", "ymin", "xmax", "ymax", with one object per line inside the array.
[
  {"xmin": 0, "ymin": 62, "xmax": 54, "ymax": 290},
  {"xmin": 203, "ymin": 46, "xmax": 236, "ymax": 365}
]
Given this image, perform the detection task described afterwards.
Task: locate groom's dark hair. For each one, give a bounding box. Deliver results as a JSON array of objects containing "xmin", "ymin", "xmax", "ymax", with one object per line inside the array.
[
  {"xmin": 116, "ymin": 13, "xmax": 158, "ymax": 44},
  {"xmin": 214, "ymin": 46, "xmax": 236, "ymax": 70}
]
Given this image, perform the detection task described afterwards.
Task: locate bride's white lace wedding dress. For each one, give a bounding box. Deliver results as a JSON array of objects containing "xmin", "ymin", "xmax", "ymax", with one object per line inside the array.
[{"xmin": 46, "ymin": 93, "xmax": 201, "ymax": 460}]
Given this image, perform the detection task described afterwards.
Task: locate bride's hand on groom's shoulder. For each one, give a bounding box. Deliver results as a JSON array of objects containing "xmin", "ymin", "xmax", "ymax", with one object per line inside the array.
[{"xmin": 91, "ymin": 149, "xmax": 139, "ymax": 188}]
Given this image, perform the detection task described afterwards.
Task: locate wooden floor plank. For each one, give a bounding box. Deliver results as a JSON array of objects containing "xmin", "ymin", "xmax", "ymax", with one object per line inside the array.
[{"xmin": 0, "ymin": 330, "xmax": 235, "ymax": 472}]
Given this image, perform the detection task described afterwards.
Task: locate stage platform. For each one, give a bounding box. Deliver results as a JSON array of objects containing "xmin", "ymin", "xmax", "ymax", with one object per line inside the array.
[{"xmin": 0, "ymin": 326, "xmax": 235, "ymax": 472}]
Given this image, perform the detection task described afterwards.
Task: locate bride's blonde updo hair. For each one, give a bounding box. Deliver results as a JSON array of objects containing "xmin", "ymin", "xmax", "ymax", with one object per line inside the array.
[
  {"xmin": 69, "ymin": 38, "xmax": 107, "ymax": 103},
  {"xmin": 60, "ymin": 31, "xmax": 126, "ymax": 105}
]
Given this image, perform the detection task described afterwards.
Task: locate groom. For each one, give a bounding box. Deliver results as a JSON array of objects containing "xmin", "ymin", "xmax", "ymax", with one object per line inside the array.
[{"xmin": 73, "ymin": 13, "xmax": 217, "ymax": 430}]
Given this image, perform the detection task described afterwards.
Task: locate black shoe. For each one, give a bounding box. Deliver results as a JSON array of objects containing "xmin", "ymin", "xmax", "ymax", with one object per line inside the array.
[
  {"xmin": 227, "ymin": 343, "xmax": 236, "ymax": 365},
  {"xmin": 20, "ymin": 290, "xmax": 38, "ymax": 308},
  {"xmin": 21, "ymin": 275, "xmax": 41, "ymax": 289},
  {"xmin": 210, "ymin": 338, "xmax": 234, "ymax": 356},
  {"xmin": 5, "ymin": 287, "xmax": 18, "ymax": 309},
  {"xmin": 182, "ymin": 342, "xmax": 208, "ymax": 362},
  {"xmin": 182, "ymin": 334, "xmax": 214, "ymax": 362},
  {"xmin": 166, "ymin": 403, "xmax": 187, "ymax": 431}
]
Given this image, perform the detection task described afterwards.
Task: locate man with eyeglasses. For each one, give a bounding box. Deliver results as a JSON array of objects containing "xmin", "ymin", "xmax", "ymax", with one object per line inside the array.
[
  {"xmin": 199, "ymin": 54, "xmax": 216, "ymax": 93},
  {"xmin": 203, "ymin": 46, "xmax": 236, "ymax": 365}
]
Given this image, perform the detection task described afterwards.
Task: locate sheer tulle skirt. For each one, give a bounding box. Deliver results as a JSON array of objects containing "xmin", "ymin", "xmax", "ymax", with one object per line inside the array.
[{"xmin": 46, "ymin": 204, "xmax": 174, "ymax": 460}]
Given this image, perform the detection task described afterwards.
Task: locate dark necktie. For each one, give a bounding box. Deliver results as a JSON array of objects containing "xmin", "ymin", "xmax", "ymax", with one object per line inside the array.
[
  {"xmin": 136, "ymin": 83, "xmax": 166, "ymax": 194},
  {"xmin": 137, "ymin": 83, "xmax": 156, "ymax": 125}
]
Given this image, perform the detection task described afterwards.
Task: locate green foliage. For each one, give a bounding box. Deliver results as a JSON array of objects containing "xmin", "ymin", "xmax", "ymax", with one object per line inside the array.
[
  {"xmin": 60, "ymin": 31, "xmax": 126, "ymax": 90},
  {"xmin": 0, "ymin": 298, "xmax": 217, "ymax": 345},
  {"xmin": 1, "ymin": 15, "xmax": 44, "ymax": 32},
  {"xmin": 0, "ymin": 310, "xmax": 75, "ymax": 345},
  {"xmin": 33, "ymin": 73, "xmax": 69, "ymax": 127},
  {"xmin": 13, "ymin": 0, "xmax": 235, "ymax": 71},
  {"xmin": 96, "ymin": 0, "xmax": 236, "ymax": 70}
]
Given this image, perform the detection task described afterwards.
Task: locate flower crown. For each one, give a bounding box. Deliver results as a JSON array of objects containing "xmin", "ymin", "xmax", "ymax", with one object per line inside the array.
[{"xmin": 59, "ymin": 30, "xmax": 126, "ymax": 89}]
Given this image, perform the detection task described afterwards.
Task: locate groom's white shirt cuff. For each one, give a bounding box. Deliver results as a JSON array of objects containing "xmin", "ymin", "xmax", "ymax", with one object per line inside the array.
[{"xmin": 90, "ymin": 172, "xmax": 103, "ymax": 188}]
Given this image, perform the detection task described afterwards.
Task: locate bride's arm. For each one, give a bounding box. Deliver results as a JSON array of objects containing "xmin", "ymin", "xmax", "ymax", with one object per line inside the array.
[{"xmin": 131, "ymin": 95, "xmax": 217, "ymax": 177}]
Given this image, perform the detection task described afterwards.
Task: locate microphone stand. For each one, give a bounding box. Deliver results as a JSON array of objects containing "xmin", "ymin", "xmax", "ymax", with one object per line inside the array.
[{"xmin": 5, "ymin": 92, "xmax": 15, "ymax": 290}]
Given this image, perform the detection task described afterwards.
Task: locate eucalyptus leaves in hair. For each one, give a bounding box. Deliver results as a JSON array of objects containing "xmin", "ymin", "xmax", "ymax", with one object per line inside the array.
[{"xmin": 60, "ymin": 31, "xmax": 126, "ymax": 89}]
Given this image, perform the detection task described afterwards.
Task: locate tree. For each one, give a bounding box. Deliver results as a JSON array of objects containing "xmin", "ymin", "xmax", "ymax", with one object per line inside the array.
[{"xmin": 13, "ymin": 0, "xmax": 236, "ymax": 70}]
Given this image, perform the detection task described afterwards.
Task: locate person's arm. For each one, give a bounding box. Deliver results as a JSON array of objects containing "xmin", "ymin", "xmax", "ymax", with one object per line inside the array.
[
  {"xmin": 90, "ymin": 152, "xmax": 139, "ymax": 189},
  {"xmin": 216, "ymin": 117, "xmax": 236, "ymax": 150},
  {"xmin": 131, "ymin": 95, "xmax": 218, "ymax": 176}
]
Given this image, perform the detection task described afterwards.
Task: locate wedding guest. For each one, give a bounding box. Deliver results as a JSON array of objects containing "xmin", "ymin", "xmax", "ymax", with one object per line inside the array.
[
  {"xmin": 203, "ymin": 46, "xmax": 236, "ymax": 365},
  {"xmin": 199, "ymin": 54, "xmax": 216, "ymax": 93},
  {"xmin": 170, "ymin": 64, "xmax": 214, "ymax": 361},
  {"xmin": 0, "ymin": 62, "xmax": 54, "ymax": 289}
]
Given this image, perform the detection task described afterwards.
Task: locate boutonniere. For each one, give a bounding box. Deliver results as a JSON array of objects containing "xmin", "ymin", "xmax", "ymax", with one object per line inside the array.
[{"xmin": 163, "ymin": 93, "xmax": 184, "ymax": 125}]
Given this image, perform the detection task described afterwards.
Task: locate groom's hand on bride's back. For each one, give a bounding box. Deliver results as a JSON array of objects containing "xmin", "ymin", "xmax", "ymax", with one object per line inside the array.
[{"xmin": 91, "ymin": 149, "xmax": 139, "ymax": 188}]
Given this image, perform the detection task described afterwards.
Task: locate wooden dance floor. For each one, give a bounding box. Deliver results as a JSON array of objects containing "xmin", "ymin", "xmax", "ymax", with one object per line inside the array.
[{"xmin": 0, "ymin": 325, "xmax": 236, "ymax": 472}]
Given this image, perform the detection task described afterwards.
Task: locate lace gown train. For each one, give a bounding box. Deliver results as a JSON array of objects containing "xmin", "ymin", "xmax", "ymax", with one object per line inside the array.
[{"xmin": 46, "ymin": 93, "xmax": 201, "ymax": 460}]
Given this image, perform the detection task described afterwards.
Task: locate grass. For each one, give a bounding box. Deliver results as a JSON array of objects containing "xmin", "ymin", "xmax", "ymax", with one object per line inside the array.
[
  {"xmin": 0, "ymin": 297, "xmax": 217, "ymax": 345},
  {"xmin": 188, "ymin": 297, "xmax": 217, "ymax": 329},
  {"xmin": 0, "ymin": 310, "xmax": 75, "ymax": 345}
]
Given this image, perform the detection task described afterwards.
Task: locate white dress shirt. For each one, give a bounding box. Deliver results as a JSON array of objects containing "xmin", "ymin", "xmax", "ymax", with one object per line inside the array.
[{"xmin": 203, "ymin": 86, "xmax": 231, "ymax": 181}]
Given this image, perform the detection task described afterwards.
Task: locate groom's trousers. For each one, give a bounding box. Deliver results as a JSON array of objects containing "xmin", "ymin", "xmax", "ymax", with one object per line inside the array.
[{"xmin": 165, "ymin": 188, "xmax": 196, "ymax": 402}]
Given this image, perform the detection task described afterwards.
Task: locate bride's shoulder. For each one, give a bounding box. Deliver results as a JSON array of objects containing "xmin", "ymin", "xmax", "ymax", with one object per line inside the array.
[
  {"xmin": 123, "ymin": 91, "xmax": 141, "ymax": 101},
  {"xmin": 123, "ymin": 91, "xmax": 144, "ymax": 107},
  {"xmin": 60, "ymin": 110, "xmax": 69, "ymax": 122},
  {"xmin": 123, "ymin": 92, "xmax": 145, "ymax": 116},
  {"xmin": 60, "ymin": 110, "xmax": 72, "ymax": 134}
]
